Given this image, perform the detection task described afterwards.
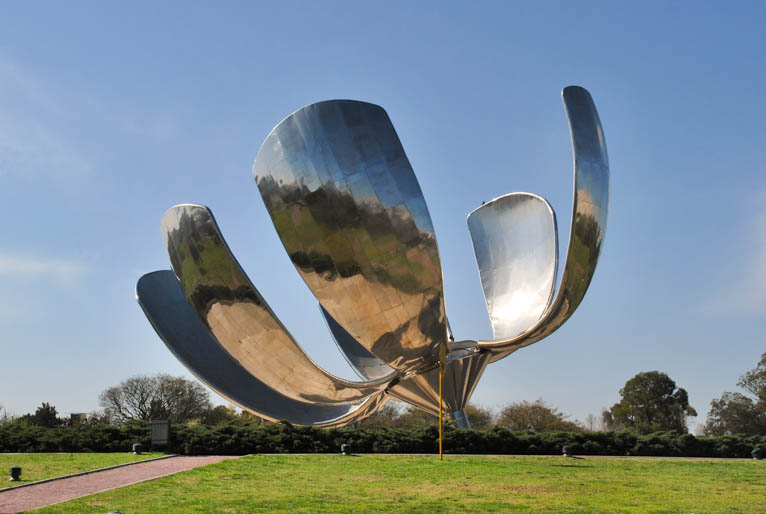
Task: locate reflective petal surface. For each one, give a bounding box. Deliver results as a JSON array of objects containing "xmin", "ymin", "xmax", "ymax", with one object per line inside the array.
[
  {"xmin": 467, "ymin": 193, "xmax": 558, "ymax": 340},
  {"xmin": 136, "ymin": 271, "xmax": 385, "ymax": 426},
  {"xmin": 388, "ymin": 351, "xmax": 490, "ymax": 417},
  {"xmin": 320, "ymin": 305, "xmax": 397, "ymax": 381},
  {"xmin": 253, "ymin": 100, "xmax": 446, "ymax": 373},
  {"xmin": 478, "ymin": 85, "xmax": 609, "ymax": 358},
  {"xmin": 162, "ymin": 204, "xmax": 393, "ymax": 404}
]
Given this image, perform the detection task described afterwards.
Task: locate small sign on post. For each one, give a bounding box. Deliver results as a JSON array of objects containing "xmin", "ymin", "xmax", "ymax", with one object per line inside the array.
[{"xmin": 151, "ymin": 419, "xmax": 170, "ymax": 450}]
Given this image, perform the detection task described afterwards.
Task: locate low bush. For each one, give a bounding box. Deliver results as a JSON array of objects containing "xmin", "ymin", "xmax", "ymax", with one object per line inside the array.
[{"xmin": 1, "ymin": 419, "xmax": 763, "ymax": 457}]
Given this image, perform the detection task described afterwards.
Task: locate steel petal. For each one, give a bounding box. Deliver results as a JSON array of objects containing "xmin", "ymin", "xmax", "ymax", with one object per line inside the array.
[
  {"xmin": 468, "ymin": 193, "xmax": 558, "ymax": 340},
  {"xmin": 162, "ymin": 204, "xmax": 394, "ymax": 405},
  {"xmin": 254, "ymin": 100, "xmax": 446, "ymax": 373},
  {"xmin": 319, "ymin": 305, "xmax": 397, "ymax": 381},
  {"xmin": 136, "ymin": 271, "xmax": 386, "ymax": 426},
  {"xmin": 478, "ymin": 85, "xmax": 609, "ymax": 358}
]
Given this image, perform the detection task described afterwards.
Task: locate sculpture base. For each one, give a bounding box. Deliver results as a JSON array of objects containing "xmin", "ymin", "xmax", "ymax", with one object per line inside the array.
[{"xmin": 451, "ymin": 410, "xmax": 471, "ymax": 429}]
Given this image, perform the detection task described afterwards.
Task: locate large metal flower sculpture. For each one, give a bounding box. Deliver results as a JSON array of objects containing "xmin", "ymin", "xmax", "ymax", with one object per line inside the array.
[{"xmin": 137, "ymin": 86, "xmax": 609, "ymax": 428}]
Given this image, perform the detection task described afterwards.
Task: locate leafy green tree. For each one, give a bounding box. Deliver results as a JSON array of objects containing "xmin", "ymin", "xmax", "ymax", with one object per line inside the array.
[
  {"xmin": 395, "ymin": 405, "xmax": 438, "ymax": 427},
  {"xmin": 737, "ymin": 352, "xmax": 766, "ymax": 404},
  {"xmin": 31, "ymin": 402, "xmax": 61, "ymax": 427},
  {"xmin": 497, "ymin": 399, "xmax": 581, "ymax": 432},
  {"xmin": 238, "ymin": 410, "xmax": 266, "ymax": 425},
  {"xmin": 203, "ymin": 405, "xmax": 240, "ymax": 425},
  {"xmin": 201, "ymin": 405, "xmax": 266, "ymax": 426},
  {"xmin": 463, "ymin": 404, "xmax": 495, "ymax": 429},
  {"xmin": 703, "ymin": 353, "xmax": 766, "ymax": 436},
  {"xmin": 703, "ymin": 392, "xmax": 766, "ymax": 436},
  {"xmin": 607, "ymin": 371, "xmax": 696, "ymax": 434},
  {"xmin": 357, "ymin": 403, "xmax": 403, "ymax": 428}
]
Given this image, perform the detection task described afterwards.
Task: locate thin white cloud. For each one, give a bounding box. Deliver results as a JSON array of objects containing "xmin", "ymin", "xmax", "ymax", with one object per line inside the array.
[
  {"xmin": 0, "ymin": 254, "xmax": 86, "ymax": 283},
  {"xmin": 0, "ymin": 53, "xmax": 92, "ymax": 179},
  {"xmin": 702, "ymin": 191, "xmax": 766, "ymax": 315},
  {"xmin": 0, "ymin": 51, "xmax": 188, "ymax": 182}
]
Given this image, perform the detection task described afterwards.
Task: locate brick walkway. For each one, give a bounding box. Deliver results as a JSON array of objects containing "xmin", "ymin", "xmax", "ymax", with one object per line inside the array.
[{"xmin": 0, "ymin": 455, "xmax": 238, "ymax": 512}]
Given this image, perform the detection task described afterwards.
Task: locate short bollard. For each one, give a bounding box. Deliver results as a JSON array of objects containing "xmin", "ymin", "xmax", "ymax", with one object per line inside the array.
[
  {"xmin": 9, "ymin": 466, "xmax": 21, "ymax": 482},
  {"xmin": 341, "ymin": 444, "xmax": 351, "ymax": 456},
  {"xmin": 132, "ymin": 443, "xmax": 143, "ymax": 455},
  {"xmin": 752, "ymin": 448, "xmax": 762, "ymax": 460}
]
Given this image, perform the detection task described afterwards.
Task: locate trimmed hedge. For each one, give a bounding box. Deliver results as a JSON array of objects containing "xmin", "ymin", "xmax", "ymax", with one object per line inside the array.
[
  {"xmin": 1, "ymin": 422, "xmax": 764, "ymax": 458},
  {"xmin": 0, "ymin": 422, "xmax": 151, "ymax": 453}
]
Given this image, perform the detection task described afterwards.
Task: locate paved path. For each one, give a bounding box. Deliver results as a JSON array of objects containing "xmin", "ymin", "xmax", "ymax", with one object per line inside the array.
[{"xmin": 0, "ymin": 455, "xmax": 238, "ymax": 512}]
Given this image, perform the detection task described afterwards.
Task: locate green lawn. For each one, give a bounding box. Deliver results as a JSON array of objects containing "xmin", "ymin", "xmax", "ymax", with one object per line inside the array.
[
  {"xmin": 37, "ymin": 455, "xmax": 766, "ymax": 512},
  {"xmin": 0, "ymin": 453, "xmax": 165, "ymax": 489}
]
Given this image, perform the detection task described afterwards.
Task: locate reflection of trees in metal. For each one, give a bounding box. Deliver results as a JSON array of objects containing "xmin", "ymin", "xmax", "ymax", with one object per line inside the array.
[
  {"xmin": 136, "ymin": 86, "xmax": 610, "ymax": 428},
  {"xmin": 254, "ymin": 100, "xmax": 445, "ymax": 374}
]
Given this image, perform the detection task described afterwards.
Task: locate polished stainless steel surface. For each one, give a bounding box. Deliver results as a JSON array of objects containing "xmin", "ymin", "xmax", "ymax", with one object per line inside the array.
[
  {"xmin": 476, "ymin": 85, "xmax": 609, "ymax": 359},
  {"xmin": 319, "ymin": 305, "xmax": 397, "ymax": 381},
  {"xmin": 136, "ymin": 271, "xmax": 385, "ymax": 426},
  {"xmin": 468, "ymin": 193, "xmax": 558, "ymax": 340},
  {"xmin": 452, "ymin": 410, "xmax": 470, "ymax": 429},
  {"xmin": 137, "ymin": 86, "xmax": 609, "ymax": 428},
  {"xmin": 253, "ymin": 100, "xmax": 446, "ymax": 374},
  {"xmin": 162, "ymin": 203, "xmax": 394, "ymax": 404},
  {"xmin": 388, "ymin": 351, "xmax": 490, "ymax": 417}
]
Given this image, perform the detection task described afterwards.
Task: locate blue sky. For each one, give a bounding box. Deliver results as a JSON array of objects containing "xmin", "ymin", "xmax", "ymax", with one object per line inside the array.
[{"xmin": 1, "ymin": 1, "xmax": 764, "ymax": 430}]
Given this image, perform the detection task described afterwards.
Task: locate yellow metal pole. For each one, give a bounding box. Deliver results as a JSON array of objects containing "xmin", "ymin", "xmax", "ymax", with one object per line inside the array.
[
  {"xmin": 438, "ymin": 342, "xmax": 446, "ymax": 461},
  {"xmin": 439, "ymin": 363, "xmax": 443, "ymax": 461}
]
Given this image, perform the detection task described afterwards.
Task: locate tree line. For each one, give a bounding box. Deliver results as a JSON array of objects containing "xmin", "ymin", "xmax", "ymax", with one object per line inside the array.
[{"xmin": 2, "ymin": 353, "xmax": 764, "ymax": 436}]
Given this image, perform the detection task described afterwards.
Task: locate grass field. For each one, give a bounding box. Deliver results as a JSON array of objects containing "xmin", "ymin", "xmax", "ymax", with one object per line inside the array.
[
  {"xmin": 0, "ymin": 453, "xmax": 165, "ymax": 489},
  {"xmin": 35, "ymin": 454, "xmax": 766, "ymax": 512}
]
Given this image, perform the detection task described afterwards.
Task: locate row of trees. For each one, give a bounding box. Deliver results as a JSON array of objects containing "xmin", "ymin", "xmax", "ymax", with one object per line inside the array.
[
  {"xmin": 98, "ymin": 375, "xmax": 586, "ymax": 431},
  {"xmin": 97, "ymin": 374, "xmax": 266, "ymax": 426},
  {"xmin": 702, "ymin": 352, "xmax": 766, "ymax": 436},
  {"xmin": 357, "ymin": 400, "xmax": 582, "ymax": 431},
  {"xmin": 0, "ymin": 375, "xmax": 266, "ymax": 429},
  {"xmin": 0, "ymin": 402, "xmax": 65, "ymax": 428},
  {"xmin": 91, "ymin": 371, "xmax": 698, "ymax": 433},
  {"xmin": 360, "ymin": 370, "xmax": 702, "ymax": 434},
  {"xmin": 598, "ymin": 354, "xmax": 766, "ymax": 436},
  {"xmin": 3, "ymin": 353, "xmax": 764, "ymax": 436}
]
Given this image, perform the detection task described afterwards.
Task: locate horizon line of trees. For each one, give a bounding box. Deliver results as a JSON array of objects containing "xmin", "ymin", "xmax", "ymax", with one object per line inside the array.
[{"xmin": 2, "ymin": 353, "xmax": 764, "ymax": 436}]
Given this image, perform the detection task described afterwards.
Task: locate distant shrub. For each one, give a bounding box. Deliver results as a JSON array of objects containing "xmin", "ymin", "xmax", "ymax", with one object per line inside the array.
[{"xmin": 0, "ymin": 420, "xmax": 763, "ymax": 458}]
